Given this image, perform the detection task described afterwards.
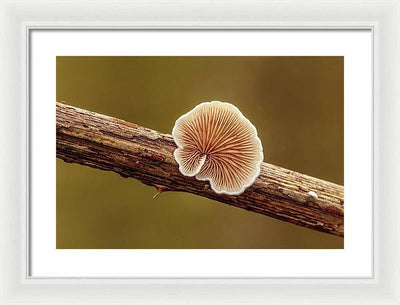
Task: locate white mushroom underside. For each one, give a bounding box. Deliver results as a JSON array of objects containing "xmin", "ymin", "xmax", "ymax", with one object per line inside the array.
[{"xmin": 172, "ymin": 101, "xmax": 264, "ymax": 195}]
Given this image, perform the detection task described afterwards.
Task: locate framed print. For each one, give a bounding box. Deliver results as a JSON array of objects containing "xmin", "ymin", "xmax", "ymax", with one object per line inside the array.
[{"xmin": 1, "ymin": 0, "xmax": 399, "ymax": 304}]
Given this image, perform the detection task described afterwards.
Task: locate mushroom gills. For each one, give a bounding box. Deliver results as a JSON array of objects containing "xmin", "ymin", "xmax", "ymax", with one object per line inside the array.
[{"xmin": 172, "ymin": 101, "xmax": 264, "ymax": 195}]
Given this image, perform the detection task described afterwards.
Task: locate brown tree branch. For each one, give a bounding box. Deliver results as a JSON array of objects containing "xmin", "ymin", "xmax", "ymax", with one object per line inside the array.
[{"xmin": 56, "ymin": 102, "xmax": 344, "ymax": 237}]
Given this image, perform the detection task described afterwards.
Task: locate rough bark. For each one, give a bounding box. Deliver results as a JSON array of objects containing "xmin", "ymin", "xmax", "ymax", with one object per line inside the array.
[{"xmin": 56, "ymin": 102, "xmax": 344, "ymax": 237}]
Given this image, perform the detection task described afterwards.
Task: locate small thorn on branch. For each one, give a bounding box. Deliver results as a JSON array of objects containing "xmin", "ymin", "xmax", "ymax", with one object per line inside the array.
[{"xmin": 153, "ymin": 185, "xmax": 168, "ymax": 199}]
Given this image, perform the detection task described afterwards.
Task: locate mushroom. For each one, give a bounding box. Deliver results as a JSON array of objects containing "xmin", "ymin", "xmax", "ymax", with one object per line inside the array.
[{"xmin": 172, "ymin": 101, "xmax": 264, "ymax": 195}]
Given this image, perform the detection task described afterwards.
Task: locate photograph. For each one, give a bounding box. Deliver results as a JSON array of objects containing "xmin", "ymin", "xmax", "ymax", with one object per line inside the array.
[{"xmin": 56, "ymin": 56, "xmax": 344, "ymax": 249}]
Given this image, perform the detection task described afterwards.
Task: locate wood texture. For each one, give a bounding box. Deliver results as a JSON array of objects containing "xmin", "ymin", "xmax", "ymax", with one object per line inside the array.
[{"xmin": 56, "ymin": 102, "xmax": 344, "ymax": 237}]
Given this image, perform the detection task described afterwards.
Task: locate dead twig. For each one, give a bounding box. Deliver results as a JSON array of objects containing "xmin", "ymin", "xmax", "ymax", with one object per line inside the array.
[{"xmin": 56, "ymin": 102, "xmax": 344, "ymax": 237}]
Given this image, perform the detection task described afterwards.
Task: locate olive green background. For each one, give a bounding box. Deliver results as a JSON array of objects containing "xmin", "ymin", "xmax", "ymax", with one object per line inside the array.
[{"xmin": 56, "ymin": 56, "xmax": 344, "ymax": 249}]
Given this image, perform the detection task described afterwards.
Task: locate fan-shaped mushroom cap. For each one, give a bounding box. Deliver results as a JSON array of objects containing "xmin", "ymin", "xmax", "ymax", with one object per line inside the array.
[{"xmin": 172, "ymin": 101, "xmax": 264, "ymax": 195}]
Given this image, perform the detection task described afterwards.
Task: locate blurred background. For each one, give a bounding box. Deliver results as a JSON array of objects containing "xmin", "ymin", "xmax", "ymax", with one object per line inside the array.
[{"xmin": 56, "ymin": 56, "xmax": 344, "ymax": 249}]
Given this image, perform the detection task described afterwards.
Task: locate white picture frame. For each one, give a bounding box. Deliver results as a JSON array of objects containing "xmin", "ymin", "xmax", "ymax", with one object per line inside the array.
[{"xmin": 1, "ymin": 0, "xmax": 399, "ymax": 304}]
